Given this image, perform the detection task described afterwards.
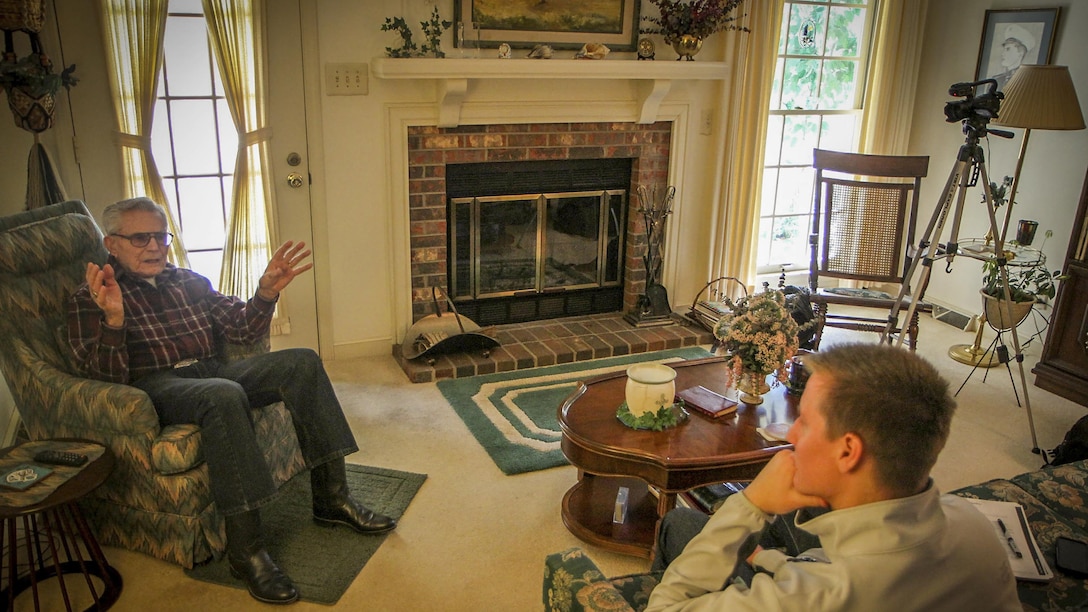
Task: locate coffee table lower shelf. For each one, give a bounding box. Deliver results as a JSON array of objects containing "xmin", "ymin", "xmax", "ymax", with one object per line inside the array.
[{"xmin": 561, "ymin": 474, "xmax": 660, "ymax": 559}]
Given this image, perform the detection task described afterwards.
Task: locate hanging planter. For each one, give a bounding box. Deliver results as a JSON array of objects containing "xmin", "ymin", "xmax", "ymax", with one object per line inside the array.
[
  {"xmin": 0, "ymin": 50, "xmax": 77, "ymax": 133},
  {"xmin": 0, "ymin": 0, "xmax": 46, "ymax": 32},
  {"xmin": 6, "ymin": 84, "xmax": 53, "ymax": 132}
]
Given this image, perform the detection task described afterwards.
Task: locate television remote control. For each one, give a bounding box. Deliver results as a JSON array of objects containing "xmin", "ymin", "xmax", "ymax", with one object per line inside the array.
[{"xmin": 33, "ymin": 449, "xmax": 89, "ymax": 467}]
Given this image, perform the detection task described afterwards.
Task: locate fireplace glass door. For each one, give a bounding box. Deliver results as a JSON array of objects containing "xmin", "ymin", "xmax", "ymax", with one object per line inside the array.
[{"xmin": 449, "ymin": 190, "xmax": 625, "ymax": 300}]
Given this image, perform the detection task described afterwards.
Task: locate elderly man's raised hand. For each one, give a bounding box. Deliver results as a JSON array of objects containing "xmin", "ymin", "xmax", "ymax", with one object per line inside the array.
[
  {"xmin": 86, "ymin": 262, "xmax": 125, "ymax": 327},
  {"xmin": 256, "ymin": 241, "xmax": 313, "ymax": 301}
]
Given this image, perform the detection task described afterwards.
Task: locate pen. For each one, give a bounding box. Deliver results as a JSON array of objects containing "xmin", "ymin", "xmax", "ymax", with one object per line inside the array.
[{"xmin": 997, "ymin": 519, "xmax": 1023, "ymax": 558}]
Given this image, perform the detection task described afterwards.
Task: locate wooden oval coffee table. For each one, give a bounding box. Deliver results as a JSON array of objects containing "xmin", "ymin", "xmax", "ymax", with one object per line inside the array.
[{"xmin": 557, "ymin": 356, "xmax": 799, "ymax": 558}]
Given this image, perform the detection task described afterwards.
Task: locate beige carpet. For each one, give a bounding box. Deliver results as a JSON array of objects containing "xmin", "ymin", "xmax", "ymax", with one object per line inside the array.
[{"xmin": 52, "ymin": 309, "xmax": 1084, "ymax": 612}]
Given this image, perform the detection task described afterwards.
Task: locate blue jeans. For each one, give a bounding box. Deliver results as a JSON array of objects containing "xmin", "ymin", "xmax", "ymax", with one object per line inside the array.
[
  {"xmin": 132, "ymin": 348, "xmax": 358, "ymax": 516},
  {"xmin": 652, "ymin": 506, "xmax": 824, "ymax": 584}
]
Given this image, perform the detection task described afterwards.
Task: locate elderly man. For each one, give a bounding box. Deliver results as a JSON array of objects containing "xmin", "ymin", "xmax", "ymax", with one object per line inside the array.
[
  {"xmin": 67, "ymin": 197, "xmax": 394, "ymax": 605},
  {"xmin": 646, "ymin": 343, "xmax": 1020, "ymax": 611}
]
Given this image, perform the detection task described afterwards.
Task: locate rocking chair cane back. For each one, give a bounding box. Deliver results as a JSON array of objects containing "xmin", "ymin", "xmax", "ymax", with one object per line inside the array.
[{"xmin": 809, "ymin": 149, "xmax": 930, "ymax": 350}]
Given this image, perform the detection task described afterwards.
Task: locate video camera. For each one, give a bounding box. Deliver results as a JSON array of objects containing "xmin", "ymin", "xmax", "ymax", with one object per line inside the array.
[{"xmin": 944, "ymin": 78, "xmax": 1003, "ymax": 124}]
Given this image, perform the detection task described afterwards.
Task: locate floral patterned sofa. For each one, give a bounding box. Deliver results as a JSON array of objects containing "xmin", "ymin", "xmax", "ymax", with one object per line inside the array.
[
  {"xmin": 0, "ymin": 200, "xmax": 307, "ymax": 568},
  {"xmin": 543, "ymin": 459, "xmax": 1088, "ymax": 611}
]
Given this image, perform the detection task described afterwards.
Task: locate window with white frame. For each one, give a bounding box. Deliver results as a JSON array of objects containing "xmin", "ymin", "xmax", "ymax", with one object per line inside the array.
[
  {"xmin": 151, "ymin": 0, "xmax": 235, "ymax": 288},
  {"xmin": 757, "ymin": 0, "xmax": 874, "ymax": 274}
]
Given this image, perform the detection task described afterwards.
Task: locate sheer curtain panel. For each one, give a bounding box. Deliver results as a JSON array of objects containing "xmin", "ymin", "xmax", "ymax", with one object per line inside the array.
[{"xmin": 97, "ymin": 0, "xmax": 190, "ymax": 267}]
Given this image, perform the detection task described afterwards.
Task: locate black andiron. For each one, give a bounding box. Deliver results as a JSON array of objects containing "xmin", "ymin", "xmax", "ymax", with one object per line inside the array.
[{"xmin": 625, "ymin": 185, "xmax": 676, "ymax": 327}]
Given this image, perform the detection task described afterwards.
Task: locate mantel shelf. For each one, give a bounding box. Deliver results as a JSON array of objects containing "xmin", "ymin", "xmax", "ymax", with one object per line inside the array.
[{"xmin": 371, "ymin": 57, "xmax": 730, "ymax": 127}]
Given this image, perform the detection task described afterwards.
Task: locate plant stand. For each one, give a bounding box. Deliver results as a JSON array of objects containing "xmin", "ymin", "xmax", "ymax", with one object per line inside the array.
[{"xmin": 948, "ymin": 239, "xmax": 1046, "ymax": 368}]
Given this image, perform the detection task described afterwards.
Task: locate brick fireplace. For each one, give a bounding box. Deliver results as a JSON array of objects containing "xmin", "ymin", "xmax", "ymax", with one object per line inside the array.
[{"xmin": 406, "ymin": 121, "xmax": 673, "ymax": 323}]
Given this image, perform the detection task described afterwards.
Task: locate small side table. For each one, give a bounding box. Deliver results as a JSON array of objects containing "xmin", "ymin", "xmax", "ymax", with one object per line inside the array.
[{"xmin": 0, "ymin": 439, "xmax": 122, "ymax": 610}]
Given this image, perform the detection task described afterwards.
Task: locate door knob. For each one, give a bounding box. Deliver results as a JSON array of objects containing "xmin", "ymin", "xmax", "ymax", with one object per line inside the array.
[{"xmin": 287, "ymin": 172, "xmax": 304, "ymax": 188}]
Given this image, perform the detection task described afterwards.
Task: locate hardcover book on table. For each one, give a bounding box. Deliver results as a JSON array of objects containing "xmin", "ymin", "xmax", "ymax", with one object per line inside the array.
[{"xmin": 677, "ymin": 385, "xmax": 737, "ymax": 419}]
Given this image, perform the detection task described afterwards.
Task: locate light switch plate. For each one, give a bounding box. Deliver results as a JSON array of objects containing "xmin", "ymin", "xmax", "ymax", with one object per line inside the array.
[{"xmin": 325, "ymin": 63, "xmax": 368, "ymax": 96}]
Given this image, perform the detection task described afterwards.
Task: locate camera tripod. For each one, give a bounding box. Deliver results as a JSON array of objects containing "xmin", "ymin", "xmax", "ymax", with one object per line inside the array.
[{"xmin": 882, "ymin": 80, "xmax": 1043, "ymax": 456}]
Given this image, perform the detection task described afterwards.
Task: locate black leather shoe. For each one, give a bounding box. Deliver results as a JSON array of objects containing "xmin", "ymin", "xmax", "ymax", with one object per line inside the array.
[
  {"xmin": 228, "ymin": 549, "xmax": 299, "ymax": 605},
  {"xmin": 314, "ymin": 499, "xmax": 397, "ymax": 534}
]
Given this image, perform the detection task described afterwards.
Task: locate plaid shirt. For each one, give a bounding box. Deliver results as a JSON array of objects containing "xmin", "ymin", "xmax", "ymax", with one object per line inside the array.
[{"xmin": 67, "ymin": 259, "xmax": 276, "ymax": 384}]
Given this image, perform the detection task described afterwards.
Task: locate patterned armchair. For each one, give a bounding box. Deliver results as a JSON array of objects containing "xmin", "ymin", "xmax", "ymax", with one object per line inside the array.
[{"xmin": 0, "ymin": 200, "xmax": 307, "ymax": 568}]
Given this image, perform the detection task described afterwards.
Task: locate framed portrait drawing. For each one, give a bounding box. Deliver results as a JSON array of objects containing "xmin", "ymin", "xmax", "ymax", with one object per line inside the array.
[
  {"xmin": 974, "ymin": 8, "xmax": 1061, "ymax": 92},
  {"xmin": 454, "ymin": 0, "xmax": 640, "ymax": 52}
]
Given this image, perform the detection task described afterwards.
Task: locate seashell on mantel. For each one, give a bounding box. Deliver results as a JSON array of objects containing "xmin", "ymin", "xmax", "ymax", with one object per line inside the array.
[
  {"xmin": 574, "ymin": 42, "xmax": 610, "ymax": 60},
  {"xmin": 526, "ymin": 44, "xmax": 553, "ymax": 59}
]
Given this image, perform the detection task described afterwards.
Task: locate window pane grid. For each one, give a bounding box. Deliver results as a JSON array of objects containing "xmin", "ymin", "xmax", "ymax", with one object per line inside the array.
[
  {"xmin": 758, "ymin": 0, "xmax": 871, "ymax": 274},
  {"xmin": 154, "ymin": 5, "xmax": 232, "ymax": 282}
]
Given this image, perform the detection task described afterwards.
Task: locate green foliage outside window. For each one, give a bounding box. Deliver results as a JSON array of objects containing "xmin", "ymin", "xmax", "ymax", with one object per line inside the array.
[{"xmin": 760, "ymin": 1, "xmax": 871, "ymax": 272}]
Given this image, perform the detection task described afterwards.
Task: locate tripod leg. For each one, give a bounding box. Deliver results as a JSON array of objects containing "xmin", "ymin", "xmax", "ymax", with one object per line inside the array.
[
  {"xmin": 977, "ymin": 163, "xmax": 1042, "ymax": 455},
  {"xmin": 884, "ymin": 159, "xmax": 973, "ymax": 347}
]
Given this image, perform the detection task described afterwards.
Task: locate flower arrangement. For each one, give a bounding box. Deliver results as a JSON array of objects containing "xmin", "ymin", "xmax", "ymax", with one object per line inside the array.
[
  {"xmin": 642, "ymin": 0, "xmax": 748, "ymax": 42},
  {"xmin": 713, "ymin": 285, "xmax": 806, "ymax": 385}
]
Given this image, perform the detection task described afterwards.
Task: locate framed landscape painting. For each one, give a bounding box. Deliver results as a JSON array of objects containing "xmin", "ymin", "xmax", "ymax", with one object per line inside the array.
[
  {"xmin": 454, "ymin": 0, "xmax": 639, "ymax": 52},
  {"xmin": 974, "ymin": 8, "xmax": 1060, "ymax": 92}
]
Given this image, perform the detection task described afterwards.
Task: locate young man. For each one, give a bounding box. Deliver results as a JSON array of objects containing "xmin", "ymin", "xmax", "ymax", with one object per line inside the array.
[
  {"xmin": 647, "ymin": 343, "xmax": 1020, "ymax": 611},
  {"xmin": 68, "ymin": 197, "xmax": 395, "ymax": 604}
]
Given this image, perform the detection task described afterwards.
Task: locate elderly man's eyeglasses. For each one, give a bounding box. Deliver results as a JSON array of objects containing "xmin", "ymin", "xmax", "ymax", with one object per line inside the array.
[{"xmin": 110, "ymin": 232, "xmax": 174, "ymax": 248}]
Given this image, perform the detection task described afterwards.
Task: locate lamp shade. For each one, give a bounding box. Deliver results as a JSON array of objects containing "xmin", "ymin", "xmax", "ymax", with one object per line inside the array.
[{"xmin": 994, "ymin": 65, "xmax": 1086, "ymax": 130}]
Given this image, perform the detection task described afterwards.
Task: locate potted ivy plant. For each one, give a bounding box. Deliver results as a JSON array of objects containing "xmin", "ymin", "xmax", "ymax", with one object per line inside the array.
[
  {"xmin": 979, "ymin": 257, "xmax": 1061, "ymax": 330},
  {"xmin": 0, "ymin": 51, "xmax": 77, "ymax": 133}
]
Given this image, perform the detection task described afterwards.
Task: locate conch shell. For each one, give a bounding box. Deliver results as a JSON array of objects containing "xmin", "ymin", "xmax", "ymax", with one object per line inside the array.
[
  {"xmin": 575, "ymin": 42, "xmax": 610, "ymax": 60},
  {"xmin": 527, "ymin": 44, "xmax": 553, "ymax": 59}
]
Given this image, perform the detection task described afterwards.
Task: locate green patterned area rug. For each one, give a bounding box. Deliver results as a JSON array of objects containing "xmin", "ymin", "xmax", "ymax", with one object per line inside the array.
[
  {"xmin": 185, "ymin": 464, "xmax": 426, "ymax": 605},
  {"xmin": 437, "ymin": 347, "xmax": 713, "ymax": 475}
]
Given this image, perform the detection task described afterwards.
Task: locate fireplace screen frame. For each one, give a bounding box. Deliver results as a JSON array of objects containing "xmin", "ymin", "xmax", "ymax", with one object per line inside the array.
[{"xmin": 449, "ymin": 189, "xmax": 627, "ymax": 302}]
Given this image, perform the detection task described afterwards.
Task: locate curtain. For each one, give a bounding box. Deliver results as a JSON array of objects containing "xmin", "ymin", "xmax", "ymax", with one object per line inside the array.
[
  {"xmin": 859, "ymin": 0, "xmax": 929, "ymax": 155},
  {"xmin": 707, "ymin": 1, "xmax": 785, "ymax": 288},
  {"xmin": 97, "ymin": 0, "xmax": 189, "ymax": 267},
  {"xmin": 202, "ymin": 0, "xmax": 278, "ymax": 306}
]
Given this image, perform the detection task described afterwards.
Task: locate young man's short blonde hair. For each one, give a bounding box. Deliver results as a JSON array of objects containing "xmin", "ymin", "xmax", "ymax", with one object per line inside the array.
[{"xmin": 805, "ymin": 343, "xmax": 955, "ymax": 496}]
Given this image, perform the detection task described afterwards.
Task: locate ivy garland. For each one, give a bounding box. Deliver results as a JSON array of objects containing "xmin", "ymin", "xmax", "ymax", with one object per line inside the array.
[{"xmin": 616, "ymin": 400, "xmax": 688, "ymax": 431}]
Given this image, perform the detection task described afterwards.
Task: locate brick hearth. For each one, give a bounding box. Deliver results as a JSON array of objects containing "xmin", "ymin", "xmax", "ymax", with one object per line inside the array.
[
  {"xmin": 406, "ymin": 120, "xmax": 672, "ymax": 320},
  {"xmin": 394, "ymin": 312, "xmax": 714, "ymax": 383}
]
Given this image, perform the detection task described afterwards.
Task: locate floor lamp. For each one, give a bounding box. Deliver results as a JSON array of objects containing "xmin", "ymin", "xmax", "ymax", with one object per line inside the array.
[
  {"xmin": 992, "ymin": 65, "xmax": 1086, "ymax": 243},
  {"xmin": 948, "ymin": 65, "xmax": 1085, "ymax": 367}
]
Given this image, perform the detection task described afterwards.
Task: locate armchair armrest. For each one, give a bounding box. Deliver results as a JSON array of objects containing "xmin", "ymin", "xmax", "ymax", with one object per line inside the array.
[
  {"xmin": 544, "ymin": 548, "xmax": 637, "ymax": 612},
  {"xmin": 12, "ymin": 340, "xmax": 160, "ymax": 439}
]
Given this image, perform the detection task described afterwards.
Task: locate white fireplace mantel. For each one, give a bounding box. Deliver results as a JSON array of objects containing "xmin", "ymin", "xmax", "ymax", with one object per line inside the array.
[{"xmin": 371, "ymin": 57, "xmax": 730, "ymax": 127}]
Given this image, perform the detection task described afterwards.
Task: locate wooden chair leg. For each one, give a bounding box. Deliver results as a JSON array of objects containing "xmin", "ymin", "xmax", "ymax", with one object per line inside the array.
[{"xmin": 812, "ymin": 303, "xmax": 828, "ymax": 350}]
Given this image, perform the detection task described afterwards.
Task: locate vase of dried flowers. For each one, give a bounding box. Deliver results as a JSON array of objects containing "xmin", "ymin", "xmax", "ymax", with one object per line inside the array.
[
  {"xmin": 642, "ymin": 0, "xmax": 748, "ymax": 61},
  {"xmin": 713, "ymin": 284, "xmax": 809, "ymax": 405},
  {"xmin": 671, "ymin": 34, "xmax": 703, "ymax": 61},
  {"xmin": 735, "ymin": 370, "xmax": 771, "ymax": 405}
]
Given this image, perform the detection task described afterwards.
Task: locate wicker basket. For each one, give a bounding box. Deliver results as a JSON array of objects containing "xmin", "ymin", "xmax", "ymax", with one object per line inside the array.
[{"xmin": 0, "ymin": 0, "xmax": 45, "ymax": 33}]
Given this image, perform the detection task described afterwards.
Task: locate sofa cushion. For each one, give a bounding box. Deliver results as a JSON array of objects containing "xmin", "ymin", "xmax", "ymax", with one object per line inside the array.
[{"xmin": 952, "ymin": 459, "xmax": 1088, "ymax": 612}]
